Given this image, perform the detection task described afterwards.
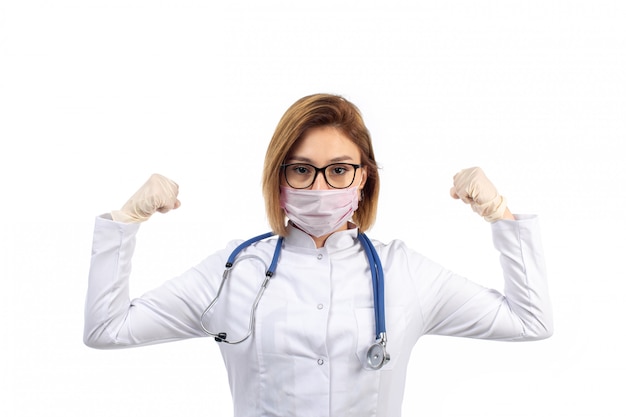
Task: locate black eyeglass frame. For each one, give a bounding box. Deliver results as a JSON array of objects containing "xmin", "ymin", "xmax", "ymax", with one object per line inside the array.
[{"xmin": 280, "ymin": 163, "xmax": 362, "ymax": 189}]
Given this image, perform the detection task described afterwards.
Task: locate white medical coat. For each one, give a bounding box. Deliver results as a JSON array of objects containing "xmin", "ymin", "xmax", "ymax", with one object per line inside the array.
[{"xmin": 84, "ymin": 215, "xmax": 552, "ymax": 417}]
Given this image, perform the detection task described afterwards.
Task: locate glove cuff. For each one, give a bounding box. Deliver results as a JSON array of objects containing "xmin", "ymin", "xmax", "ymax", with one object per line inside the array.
[
  {"xmin": 111, "ymin": 209, "xmax": 145, "ymax": 223},
  {"xmin": 473, "ymin": 195, "xmax": 508, "ymax": 222}
]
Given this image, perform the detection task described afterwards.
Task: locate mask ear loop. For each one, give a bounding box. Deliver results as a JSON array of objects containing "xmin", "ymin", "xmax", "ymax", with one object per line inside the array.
[{"xmin": 358, "ymin": 163, "xmax": 368, "ymax": 201}]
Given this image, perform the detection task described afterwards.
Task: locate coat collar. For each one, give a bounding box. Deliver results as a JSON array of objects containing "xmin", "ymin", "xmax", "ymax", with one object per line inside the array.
[{"xmin": 283, "ymin": 221, "xmax": 360, "ymax": 253}]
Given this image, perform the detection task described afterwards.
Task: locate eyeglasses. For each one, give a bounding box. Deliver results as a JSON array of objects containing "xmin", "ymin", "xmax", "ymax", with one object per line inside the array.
[{"xmin": 281, "ymin": 163, "xmax": 362, "ymax": 189}]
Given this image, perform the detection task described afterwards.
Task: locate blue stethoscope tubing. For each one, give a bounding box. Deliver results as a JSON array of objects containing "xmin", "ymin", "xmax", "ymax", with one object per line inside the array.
[
  {"xmin": 357, "ymin": 233, "xmax": 390, "ymax": 369},
  {"xmin": 200, "ymin": 231, "xmax": 390, "ymax": 370},
  {"xmin": 227, "ymin": 232, "xmax": 283, "ymax": 276},
  {"xmin": 357, "ymin": 233, "xmax": 386, "ymax": 338}
]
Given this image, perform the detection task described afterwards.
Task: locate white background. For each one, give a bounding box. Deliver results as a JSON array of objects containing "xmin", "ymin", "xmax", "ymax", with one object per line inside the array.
[{"xmin": 1, "ymin": 1, "xmax": 624, "ymax": 416}]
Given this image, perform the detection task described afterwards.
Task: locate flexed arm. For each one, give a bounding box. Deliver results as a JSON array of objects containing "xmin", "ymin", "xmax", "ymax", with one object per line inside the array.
[
  {"xmin": 84, "ymin": 174, "xmax": 209, "ymax": 349},
  {"xmin": 421, "ymin": 167, "xmax": 553, "ymax": 341}
]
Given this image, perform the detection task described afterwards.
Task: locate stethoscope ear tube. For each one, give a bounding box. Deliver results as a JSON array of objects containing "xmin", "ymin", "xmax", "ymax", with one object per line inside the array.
[
  {"xmin": 200, "ymin": 234, "xmax": 283, "ymax": 345},
  {"xmin": 226, "ymin": 232, "xmax": 276, "ymax": 267}
]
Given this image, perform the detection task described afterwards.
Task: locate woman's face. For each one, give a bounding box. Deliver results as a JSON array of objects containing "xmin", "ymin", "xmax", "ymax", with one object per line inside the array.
[{"xmin": 283, "ymin": 126, "xmax": 368, "ymax": 190}]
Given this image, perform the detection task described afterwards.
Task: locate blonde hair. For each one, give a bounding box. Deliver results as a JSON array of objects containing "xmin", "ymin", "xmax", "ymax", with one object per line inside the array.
[{"xmin": 262, "ymin": 93, "xmax": 380, "ymax": 236}]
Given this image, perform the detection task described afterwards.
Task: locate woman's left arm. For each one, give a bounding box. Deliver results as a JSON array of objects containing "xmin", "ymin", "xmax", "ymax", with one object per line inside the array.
[
  {"xmin": 491, "ymin": 214, "xmax": 553, "ymax": 339},
  {"xmin": 417, "ymin": 213, "xmax": 553, "ymax": 341},
  {"xmin": 427, "ymin": 167, "xmax": 553, "ymax": 340}
]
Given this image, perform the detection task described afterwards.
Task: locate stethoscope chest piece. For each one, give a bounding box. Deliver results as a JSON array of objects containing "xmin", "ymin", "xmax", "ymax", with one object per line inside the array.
[{"xmin": 366, "ymin": 334, "xmax": 390, "ymax": 370}]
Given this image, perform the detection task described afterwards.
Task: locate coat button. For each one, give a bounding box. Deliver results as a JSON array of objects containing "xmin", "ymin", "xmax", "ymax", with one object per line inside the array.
[
  {"xmin": 317, "ymin": 304, "xmax": 324, "ymax": 310},
  {"xmin": 317, "ymin": 359, "xmax": 324, "ymax": 365},
  {"xmin": 317, "ymin": 253, "xmax": 323, "ymax": 260}
]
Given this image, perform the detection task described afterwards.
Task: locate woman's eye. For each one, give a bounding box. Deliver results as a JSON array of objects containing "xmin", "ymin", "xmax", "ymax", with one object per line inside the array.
[
  {"xmin": 293, "ymin": 166, "xmax": 311, "ymax": 175},
  {"xmin": 330, "ymin": 165, "xmax": 350, "ymax": 175}
]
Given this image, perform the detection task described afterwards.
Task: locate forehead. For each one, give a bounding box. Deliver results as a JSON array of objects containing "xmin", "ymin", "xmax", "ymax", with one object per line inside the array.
[{"xmin": 287, "ymin": 126, "xmax": 360, "ymax": 163}]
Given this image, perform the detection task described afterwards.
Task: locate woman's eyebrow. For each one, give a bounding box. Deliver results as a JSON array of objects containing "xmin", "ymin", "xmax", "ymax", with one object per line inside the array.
[
  {"xmin": 286, "ymin": 155, "xmax": 356, "ymax": 164},
  {"xmin": 285, "ymin": 156, "xmax": 313, "ymax": 163},
  {"xmin": 329, "ymin": 155, "xmax": 356, "ymax": 162}
]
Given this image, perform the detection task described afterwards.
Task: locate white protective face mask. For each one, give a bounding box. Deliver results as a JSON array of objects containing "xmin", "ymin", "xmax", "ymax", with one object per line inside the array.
[{"xmin": 279, "ymin": 185, "xmax": 360, "ymax": 237}]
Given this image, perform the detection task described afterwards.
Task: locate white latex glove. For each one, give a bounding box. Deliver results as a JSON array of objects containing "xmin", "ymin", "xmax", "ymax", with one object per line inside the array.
[
  {"xmin": 111, "ymin": 174, "xmax": 181, "ymax": 223},
  {"xmin": 449, "ymin": 167, "xmax": 507, "ymax": 222}
]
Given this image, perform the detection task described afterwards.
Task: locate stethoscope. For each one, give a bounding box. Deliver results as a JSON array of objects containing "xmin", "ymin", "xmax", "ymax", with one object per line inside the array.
[{"xmin": 200, "ymin": 231, "xmax": 390, "ymax": 370}]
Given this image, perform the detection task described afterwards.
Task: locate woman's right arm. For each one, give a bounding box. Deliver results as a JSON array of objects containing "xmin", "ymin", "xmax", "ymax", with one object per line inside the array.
[
  {"xmin": 83, "ymin": 174, "xmax": 216, "ymax": 349},
  {"xmin": 84, "ymin": 216, "xmax": 218, "ymax": 349}
]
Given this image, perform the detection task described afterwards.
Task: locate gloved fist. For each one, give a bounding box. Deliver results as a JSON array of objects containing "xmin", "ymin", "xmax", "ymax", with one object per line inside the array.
[
  {"xmin": 450, "ymin": 167, "xmax": 507, "ymax": 222},
  {"xmin": 111, "ymin": 174, "xmax": 181, "ymax": 223}
]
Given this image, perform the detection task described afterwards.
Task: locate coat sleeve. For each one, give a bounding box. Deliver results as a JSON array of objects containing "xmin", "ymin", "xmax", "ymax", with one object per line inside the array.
[
  {"xmin": 418, "ymin": 215, "xmax": 553, "ymax": 341},
  {"xmin": 83, "ymin": 215, "xmax": 226, "ymax": 349}
]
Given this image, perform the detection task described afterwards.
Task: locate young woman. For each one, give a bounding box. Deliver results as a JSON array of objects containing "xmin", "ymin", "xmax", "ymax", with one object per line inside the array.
[{"xmin": 84, "ymin": 93, "xmax": 552, "ymax": 416}]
